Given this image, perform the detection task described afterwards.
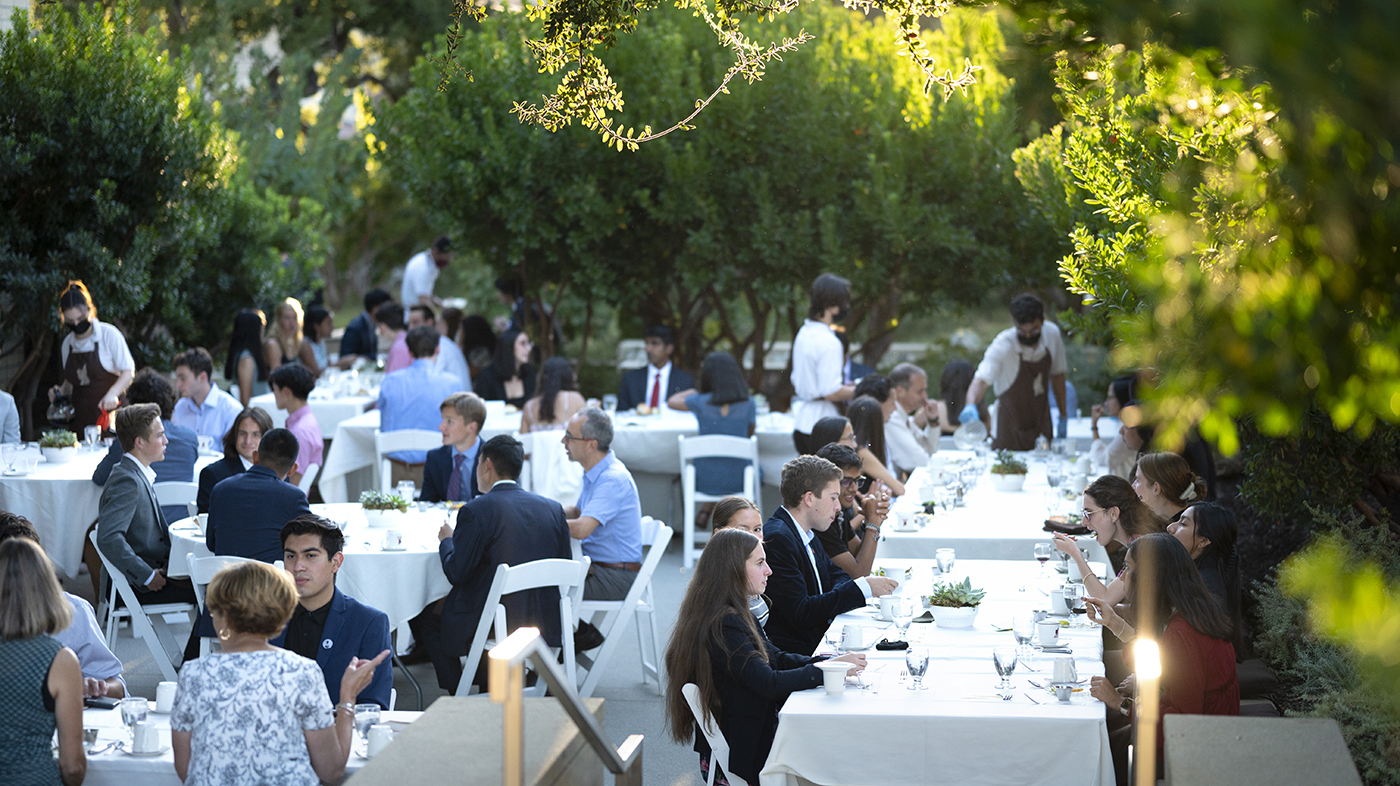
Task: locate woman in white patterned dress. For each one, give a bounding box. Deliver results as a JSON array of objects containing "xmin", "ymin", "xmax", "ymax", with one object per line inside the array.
[{"xmin": 171, "ymin": 562, "xmax": 388, "ymax": 785}]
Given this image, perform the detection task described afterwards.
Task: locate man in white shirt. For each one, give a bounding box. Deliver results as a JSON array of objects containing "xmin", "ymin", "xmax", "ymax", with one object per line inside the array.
[
  {"xmin": 959, "ymin": 294, "xmax": 1068, "ymax": 450},
  {"xmin": 400, "ymin": 235, "xmax": 453, "ymax": 307},
  {"xmin": 408, "ymin": 305, "xmax": 472, "ymax": 391},
  {"xmin": 885, "ymin": 363, "xmax": 941, "ymax": 474},
  {"xmin": 171, "ymin": 348, "xmax": 243, "ymax": 442},
  {"xmin": 0, "ymin": 389, "xmax": 19, "ymax": 443},
  {"xmin": 615, "ymin": 325, "xmax": 695, "ymax": 412},
  {"xmin": 790, "ymin": 273, "xmax": 857, "ymax": 454}
]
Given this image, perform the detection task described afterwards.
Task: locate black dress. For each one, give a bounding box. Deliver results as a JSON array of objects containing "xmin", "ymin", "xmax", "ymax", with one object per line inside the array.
[{"xmin": 472, "ymin": 364, "xmax": 536, "ymax": 410}]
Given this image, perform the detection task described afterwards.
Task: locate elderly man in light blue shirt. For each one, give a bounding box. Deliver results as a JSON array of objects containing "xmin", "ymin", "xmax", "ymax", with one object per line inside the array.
[
  {"xmin": 562, "ymin": 407, "xmax": 643, "ymax": 601},
  {"xmin": 171, "ymin": 348, "xmax": 243, "ymax": 442},
  {"xmin": 378, "ymin": 326, "xmax": 464, "ymax": 469}
]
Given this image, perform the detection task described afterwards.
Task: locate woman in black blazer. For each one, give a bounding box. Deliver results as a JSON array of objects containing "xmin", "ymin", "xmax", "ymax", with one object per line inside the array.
[
  {"xmin": 664, "ymin": 529, "xmax": 865, "ymax": 785},
  {"xmin": 196, "ymin": 408, "xmax": 273, "ymax": 513}
]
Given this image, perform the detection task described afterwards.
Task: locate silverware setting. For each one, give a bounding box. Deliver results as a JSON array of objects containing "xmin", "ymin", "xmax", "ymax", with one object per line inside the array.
[{"xmin": 1024, "ymin": 692, "xmax": 1042, "ymax": 705}]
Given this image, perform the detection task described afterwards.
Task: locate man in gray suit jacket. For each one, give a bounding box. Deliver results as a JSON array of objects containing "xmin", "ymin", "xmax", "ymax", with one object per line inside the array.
[{"xmin": 96, "ymin": 403, "xmax": 196, "ymax": 607}]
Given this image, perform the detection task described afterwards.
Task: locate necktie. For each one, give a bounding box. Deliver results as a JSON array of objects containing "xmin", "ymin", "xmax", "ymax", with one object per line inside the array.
[
  {"xmin": 649, "ymin": 371, "xmax": 661, "ymax": 408},
  {"xmin": 446, "ymin": 453, "xmax": 466, "ymax": 501}
]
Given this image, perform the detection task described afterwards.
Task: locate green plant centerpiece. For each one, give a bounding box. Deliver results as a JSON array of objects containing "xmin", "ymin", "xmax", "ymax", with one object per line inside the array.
[
  {"xmin": 40, "ymin": 430, "xmax": 78, "ymax": 449},
  {"xmin": 923, "ymin": 577, "xmax": 987, "ymax": 629},
  {"xmin": 989, "ymin": 450, "xmax": 1028, "ymax": 476},
  {"xmin": 360, "ymin": 490, "xmax": 408, "ymax": 527}
]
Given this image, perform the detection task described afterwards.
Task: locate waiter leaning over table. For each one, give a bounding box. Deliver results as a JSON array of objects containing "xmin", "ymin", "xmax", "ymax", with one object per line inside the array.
[
  {"xmin": 48, "ymin": 280, "xmax": 135, "ymax": 435},
  {"xmin": 959, "ymin": 293, "xmax": 1068, "ymax": 450}
]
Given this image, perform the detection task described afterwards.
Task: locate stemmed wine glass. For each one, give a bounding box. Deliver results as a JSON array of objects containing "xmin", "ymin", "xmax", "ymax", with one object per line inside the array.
[
  {"xmin": 905, "ymin": 648, "xmax": 929, "ymax": 691},
  {"xmin": 993, "ymin": 647, "xmax": 1018, "ymax": 698},
  {"xmin": 1, "ymin": 443, "xmax": 16, "ymax": 474},
  {"xmin": 1033, "ymin": 543, "xmax": 1054, "ymax": 577},
  {"xmin": 84, "ymin": 426, "xmax": 102, "ymax": 451},
  {"xmin": 891, "ymin": 599, "xmax": 914, "ymax": 643},
  {"xmin": 1046, "ymin": 459, "xmax": 1063, "ymax": 490}
]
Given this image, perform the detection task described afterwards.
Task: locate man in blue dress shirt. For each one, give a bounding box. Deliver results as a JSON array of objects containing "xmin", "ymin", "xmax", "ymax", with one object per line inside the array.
[
  {"xmin": 377, "ymin": 326, "xmax": 464, "ymax": 488},
  {"xmin": 420, "ymin": 392, "xmax": 486, "ymax": 503},
  {"xmin": 171, "ymin": 348, "xmax": 243, "ymax": 442},
  {"xmin": 561, "ymin": 408, "xmax": 643, "ymax": 601}
]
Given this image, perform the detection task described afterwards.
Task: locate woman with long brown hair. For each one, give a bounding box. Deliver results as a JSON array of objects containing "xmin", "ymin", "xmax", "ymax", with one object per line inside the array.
[
  {"xmin": 664, "ymin": 528, "xmax": 864, "ymax": 785},
  {"xmin": 847, "ymin": 396, "xmax": 904, "ymax": 496},
  {"xmin": 1052, "ymin": 474, "xmax": 1167, "ymax": 605},
  {"xmin": 1132, "ymin": 452, "xmax": 1207, "ymax": 523}
]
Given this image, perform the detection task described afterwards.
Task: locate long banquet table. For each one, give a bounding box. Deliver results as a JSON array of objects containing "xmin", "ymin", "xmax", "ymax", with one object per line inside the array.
[
  {"xmin": 76, "ymin": 704, "xmax": 421, "ymax": 785},
  {"xmin": 761, "ymin": 557, "xmax": 1115, "ymax": 786},
  {"xmin": 167, "ymin": 502, "xmax": 454, "ymax": 633}
]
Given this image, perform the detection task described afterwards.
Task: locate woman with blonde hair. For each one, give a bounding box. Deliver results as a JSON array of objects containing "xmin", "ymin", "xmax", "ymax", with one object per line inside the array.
[
  {"xmin": 0, "ymin": 538, "xmax": 86, "ymax": 785},
  {"xmin": 264, "ymin": 297, "xmax": 305, "ymax": 370},
  {"xmin": 172, "ymin": 562, "xmax": 387, "ymax": 785},
  {"xmin": 1132, "ymin": 452, "xmax": 1207, "ymax": 523}
]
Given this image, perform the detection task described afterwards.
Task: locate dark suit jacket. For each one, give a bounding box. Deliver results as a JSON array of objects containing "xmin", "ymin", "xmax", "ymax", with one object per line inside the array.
[
  {"xmin": 206, "ymin": 465, "xmax": 311, "ymax": 563},
  {"xmin": 196, "ymin": 455, "xmax": 245, "ymax": 514},
  {"xmin": 420, "ymin": 443, "xmax": 480, "ymax": 504},
  {"xmin": 616, "ymin": 365, "xmax": 695, "ymax": 412},
  {"xmin": 96, "ymin": 458, "xmax": 172, "ymax": 588},
  {"xmin": 438, "ymin": 482, "xmax": 572, "ymax": 655},
  {"xmin": 271, "ymin": 588, "xmax": 394, "ymax": 709},
  {"xmin": 694, "ymin": 613, "xmax": 822, "ymax": 785},
  {"xmin": 761, "ymin": 506, "xmax": 866, "ymax": 654},
  {"xmin": 92, "ymin": 419, "xmax": 198, "ymax": 523},
  {"xmin": 339, "ymin": 312, "xmax": 378, "ymax": 360}
]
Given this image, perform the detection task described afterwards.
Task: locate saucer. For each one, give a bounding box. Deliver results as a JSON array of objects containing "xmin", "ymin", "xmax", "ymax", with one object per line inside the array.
[
  {"xmin": 3, "ymin": 468, "xmax": 32, "ymax": 477},
  {"xmin": 124, "ymin": 746, "xmax": 170, "ymax": 757},
  {"xmin": 380, "ymin": 545, "xmax": 408, "ymax": 552}
]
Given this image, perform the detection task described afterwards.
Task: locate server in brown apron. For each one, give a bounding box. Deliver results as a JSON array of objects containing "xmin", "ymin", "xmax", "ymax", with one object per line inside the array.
[
  {"xmin": 958, "ymin": 293, "xmax": 1068, "ymax": 451},
  {"xmin": 48, "ymin": 281, "xmax": 134, "ymax": 433}
]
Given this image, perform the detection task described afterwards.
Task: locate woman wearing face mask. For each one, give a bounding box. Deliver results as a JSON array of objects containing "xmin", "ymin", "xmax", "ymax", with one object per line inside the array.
[
  {"xmin": 1089, "ymin": 374, "xmax": 1139, "ymax": 479},
  {"xmin": 1132, "ymin": 452, "xmax": 1207, "ymax": 523},
  {"xmin": 1052, "ymin": 475, "xmax": 1167, "ymax": 605},
  {"xmin": 47, "ymin": 281, "xmax": 135, "ymax": 434}
]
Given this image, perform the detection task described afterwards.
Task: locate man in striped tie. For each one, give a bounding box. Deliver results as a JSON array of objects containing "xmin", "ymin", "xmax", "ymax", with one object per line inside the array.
[{"xmin": 420, "ymin": 392, "xmax": 486, "ymax": 504}]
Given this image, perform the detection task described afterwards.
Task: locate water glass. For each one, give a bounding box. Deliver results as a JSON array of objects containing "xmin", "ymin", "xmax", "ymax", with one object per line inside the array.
[
  {"xmin": 119, "ymin": 697, "xmax": 148, "ymax": 741},
  {"xmin": 935, "ymin": 548, "xmax": 955, "ymax": 575},
  {"xmin": 1046, "ymin": 460, "xmax": 1063, "ymax": 490},
  {"xmin": 891, "ymin": 600, "xmax": 914, "ymax": 641},
  {"xmin": 993, "ymin": 647, "xmax": 1018, "ymax": 696},
  {"xmin": 1033, "ymin": 542, "xmax": 1054, "ymax": 576},
  {"xmin": 1012, "ymin": 614, "xmax": 1035, "ymax": 660},
  {"xmin": 395, "ymin": 481, "xmax": 416, "ymax": 503},
  {"xmin": 84, "ymin": 426, "xmax": 102, "ymax": 450},
  {"xmin": 1, "ymin": 443, "xmax": 15, "ymax": 473},
  {"xmin": 905, "ymin": 648, "xmax": 929, "ymax": 690},
  {"xmin": 602, "ymin": 394, "xmax": 618, "ymax": 417},
  {"xmin": 353, "ymin": 703, "xmax": 381, "ymax": 753}
]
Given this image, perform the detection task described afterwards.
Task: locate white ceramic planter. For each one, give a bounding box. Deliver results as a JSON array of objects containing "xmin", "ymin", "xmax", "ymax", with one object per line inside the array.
[
  {"xmin": 41, "ymin": 446, "xmax": 78, "ymax": 464},
  {"xmin": 930, "ymin": 605, "xmax": 979, "ymax": 629},
  {"xmin": 362, "ymin": 508, "xmax": 405, "ymax": 528},
  {"xmin": 989, "ymin": 472, "xmax": 1027, "ymax": 492}
]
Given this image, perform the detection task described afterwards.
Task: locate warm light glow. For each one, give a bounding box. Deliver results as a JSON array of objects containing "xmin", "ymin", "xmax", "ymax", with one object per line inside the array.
[{"xmin": 1134, "ymin": 638, "xmax": 1161, "ymax": 679}]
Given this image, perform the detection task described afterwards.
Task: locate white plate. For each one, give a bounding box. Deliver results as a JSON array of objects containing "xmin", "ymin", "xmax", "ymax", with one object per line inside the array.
[
  {"xmin": 380, "ymin": 546, "xmax": 408, "ymax": 552},
  {"xmin": 124, "ymin": 746, "xmax": 171, "ymax": 757}
]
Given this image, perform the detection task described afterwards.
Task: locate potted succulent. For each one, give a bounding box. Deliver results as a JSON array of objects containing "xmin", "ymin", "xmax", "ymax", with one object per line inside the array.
[
  {"xmin": 360, "ymin": 490, "xmax": 409, "ymax": 528},
  {"xmin": 40, "ymin": 430, "xmax": 79, "ymax": 464},
  {"xmin": 989, "ymin": 449, "xmax": 1029, "ymax": 492},
  {"xmin": 923, "ymin": 577, "xmax": 987, "ymax": 628}
]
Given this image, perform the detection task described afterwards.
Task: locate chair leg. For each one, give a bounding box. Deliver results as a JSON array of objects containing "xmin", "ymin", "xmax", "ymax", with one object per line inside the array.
[
  {"xmin": 133, "ymin": 607, "xmax": 180, "ymax": 682},
  {"xmin": 392, "ymin": 647, "xmax": 423, "ymax": 711},
  {"xmin": 579, "ymin": 605, "xmax": 637, "ymax": 698}
]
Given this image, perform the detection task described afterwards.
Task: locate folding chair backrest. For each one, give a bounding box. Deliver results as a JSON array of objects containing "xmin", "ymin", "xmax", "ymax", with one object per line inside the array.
[
  {"xmin": 679, "ymin": 435, "xmax": 758, "ymax": 567},
  {"xmin": 528, "ymin": 434, "xmax": 583, "ymax": 506},
  {"xmin": 576, "ymin": 523, "xmax": 673, "ymax": 697},
  {"xmin": 297, "ymin": 464, "xmax": 319, "ymax": 495},
  {"xmin": 374, "ymin": 429, "xmax": 442, "ymax": 492},
  {"xmin": 683, "ymin": 683, "xmax": 750, "ymax": 786},
  {"xmin": 153, "ymin": 481, "xmax": 200, "ymax": 508}
]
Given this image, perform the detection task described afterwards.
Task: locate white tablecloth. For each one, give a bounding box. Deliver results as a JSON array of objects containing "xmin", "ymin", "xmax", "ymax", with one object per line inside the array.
[
  {"xmin": 879, "ymin": 454, "xmax": 1113, "ymax": 566},
  {"xmin": 77, "ymin": 704, "xmax": 421, "ymax": 786},
  {"xmin": 0, "ymin": 447, "xmax": 217, "ymax": 579},
  {"xmin": 248, "ymin": 392, "xmax": 376, "ymax": 434},
  {"xmin": 167, "ymin": 502, "xmax": 453, "ymax": 633},
  {"xmin": 761, "ymin": 558, "xmax": 1115, "ymax": 786}
]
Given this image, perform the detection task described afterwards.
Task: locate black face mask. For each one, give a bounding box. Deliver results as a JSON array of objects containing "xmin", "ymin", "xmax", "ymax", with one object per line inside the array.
[
  {"xmin": 833, "ymin": 304, "xmax": 850, "ymax": 323},
  {"xmin": 1016, "ymin": 331, "xmax": 1041, "ymax": 346},
  {"xmin": 67, "ymin": 319, "xmax": 92, "ymax": 335}
]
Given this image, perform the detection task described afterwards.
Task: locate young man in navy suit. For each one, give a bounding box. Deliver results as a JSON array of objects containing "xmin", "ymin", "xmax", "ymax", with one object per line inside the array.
[
  {"xmin": 274, "ymin": 514, "xmax": 394, "ymax": 708},
  {"xmin": 761, "ymin": 455, "xmax": 899, "ymax": 654},
  {"xmin": 206, "ymin": 428, "xmax": 310, "ymax": 563},
  {"xmin": 420, "ymin": 392, "xmax": 485, "ymax": 503},
  {"xmin": 616, "ymin": 325, "xmax": 695, "ymax": 412},
  {"xmin": 421, "ymin": 434, "xmax": 572, "ymax": 694}
]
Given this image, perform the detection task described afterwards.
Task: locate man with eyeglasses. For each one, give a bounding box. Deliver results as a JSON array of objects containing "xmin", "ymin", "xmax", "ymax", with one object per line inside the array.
[
  {"xmin": 812, "ymin": 443, "xmax": 888, "ymax": 578},
  {"xmin": 959, "ymin": 293, "xmax": 1068, "ymax": 450}
]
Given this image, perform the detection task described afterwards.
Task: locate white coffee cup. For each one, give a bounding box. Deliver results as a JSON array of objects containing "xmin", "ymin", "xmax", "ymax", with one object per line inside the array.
[
  {"xmin": 1053, "ymin": 655, "xmax": 1078, "ymax": 684},
  {"xmin": 1068, "ymin": 473, "xmax": 1089, "ymax": 495},
  {"xmin": 1037, "ymin": 619, "xmax": 1060, "ymax": 647},
  {"xmin": 366, "ymin": 723, "xmax": 394, "ymax": 757},
  {"xmin": 816, "ymin": 660, "xmax": 851, "ymax": 695},
  {"xmin": 1076, "ymin": 455, "xmax": 1092, "ymax": 474},
  {"xmin": 195, "ymin": 513, "xmax": 209, "ymax": 536},
  {"xmin": 155, "ymin": 681, "xmax": 178, "ymax": 713},
  {"xmin": 382, "ymin": 528, "xmax": 404, "ymax": 550},
  {"xmin": 878, "ymin": 596, "xmax": 898, "ymax": 621},
  {"xmin": 841, "ymin": 624, "xmax": 865, "ymax": 651},
  {"xmin": 1049, "ymin": 587, "xmax": 1071, "ymax": 616},
  {"xmin": 133, "ymin": 720, "xmax": 160, "ymax": 754}
]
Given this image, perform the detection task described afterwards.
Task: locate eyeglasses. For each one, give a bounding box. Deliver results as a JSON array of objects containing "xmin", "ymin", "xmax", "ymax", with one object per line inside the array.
[
  {"xmin": 839, "ymin": 477, "xmax": 858, "ymax": 488},
  {"xmin": 562, "ymin": 433, "xmax": 590, "ymax": 443},
  {"xmin": 1081, "ymin": 508, "xmax": 1103, "ymax": 519}
]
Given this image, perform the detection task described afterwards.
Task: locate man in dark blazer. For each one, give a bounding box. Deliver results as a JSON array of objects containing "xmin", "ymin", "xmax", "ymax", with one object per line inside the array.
[
  {"xmin": 761, "ymin": 455, "xmax": 898, "ymax": 654},
  {"xmin": 616, "ymin": 325, "xmax": 695, "ymax": 412},
  {"xmin": 272, "ymin": 515, "xmax": 393, "ymax": 709},
  {"xmin": 91, "ymin": 368, "xmax": 198, "ymax": 523},
  {"xmin": 206, "ymin": 428, "xmax": 310, "ymax": 563},
  {"xmin": 335, "ymin": 289, "xmax": 393, "ymax": 369},
  {"xmin": 420, "ymin": 391, "xmax": 485, "ymax": 504},
  {"xmin": 421, "ymin": 434, "xmax": 572, "ymax": 694},
  {"xmin": 96, "ymin": 403, "xmax": 196, "ymax": 606}
]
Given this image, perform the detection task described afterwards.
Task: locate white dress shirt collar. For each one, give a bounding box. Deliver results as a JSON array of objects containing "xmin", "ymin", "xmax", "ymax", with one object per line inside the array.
[{"xmin": 123, "ymin": 453, "xmax": 157, "ymax": 485}]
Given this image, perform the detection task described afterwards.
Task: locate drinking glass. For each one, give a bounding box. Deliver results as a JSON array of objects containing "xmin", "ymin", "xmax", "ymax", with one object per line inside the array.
[
  {"xmin": 1012, "ymin": 614, "xmax": 1035, "ymax": 661},
  {"xmin": 891, "ymin": 600, "xmax": 914, "ymax": 642},
  {"xmin": 935, "ymin": 548, "xmax": 955, "ymax": 575},
  {"xmin": 937, "ymin": 489, "xmax": 954, "ymax": 512},
  {"xmin": 1071, "ymin": 583, "xmax": 1090, "ymax": 615},
  {"xmin": 395, "ymin": 481, "xmax": 416, "ymax": 503},
  {"xmin": 1034, "ymin": 543, "xmax": 1054, "ymax": 576},
  {"xmin": 84, "ymin": 426, "xmax": 102, "ymax": 451},
  {"xmin": 602, "ymin": 394, "xmax": 618, "ymax": 417},
  {"xmin": 1, "ymin": 443, "xmax": 15, "ymax": 473},
  {"xmin": 354, "ymin": 703, "xmax": 381, "ymax": 754},
  {"xmin": 905, "ymin": 648, "xmax": 929, "ymax": 690},
  {"xmin": 993, "ymin": 646, "xmax": 1018, "ymax": 696},
  {"xmin": 119, "ymin": 697, "xmax": 148, "ymax": 742},
  {"xmin": 1043, "ymin": 490, "xmax": 1061, "ymax": 518},
  {"xmin": 1046, "ymin": 460, "xmax": 1063, "ymax": 490}
]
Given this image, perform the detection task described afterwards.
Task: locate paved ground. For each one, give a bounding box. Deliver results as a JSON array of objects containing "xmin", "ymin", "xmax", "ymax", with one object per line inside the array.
[{"xmin": 65, "ymin": 539, "xmax": 704, "ymax": 785}]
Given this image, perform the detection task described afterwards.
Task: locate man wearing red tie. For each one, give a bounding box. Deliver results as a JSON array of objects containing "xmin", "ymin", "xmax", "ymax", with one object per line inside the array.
[{"xmin": 616, "ymin": 325, "xmax": 695, "ymax": 413}]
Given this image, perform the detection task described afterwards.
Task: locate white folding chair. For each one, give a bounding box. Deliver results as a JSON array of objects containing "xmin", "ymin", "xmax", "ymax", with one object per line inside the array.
[
  {"xmin": 679, "ymin": 435, "xmax": 759, "ymax": 568},
  {"xmin": 188, "ymin": 554, "xmax": 283, "ymax": 656},
  {"xmin": 455, "ymin": 557, "xmax": 591, "ymax": 697},
  {"xmin": 683, "ymin": 683, "xmax": 751, "ymax": 786},
  {"xmin": 153, "ymin": 481, "xmax": 200, "ymax": 510},
  {"xmin": 576, "ymin": 519, "xmax": 674, "ymax": 697},
  {"xmin": 516, "ymin": 433, "xmax": 533, "ymax": 492},
  {"xmin": 297, "ymin": 463, "xmax": 319, "ymax": 496},
  {"xmin": 526, "ymin": 431, "xmax": 583, "ymax": 506},
  {"xmin": 373, "ymin": 429, "xmax": 442, "ymax": 493},
  {"xmin": 89, "ymin": 530, "xmax": 195, "ymax": 682}
]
